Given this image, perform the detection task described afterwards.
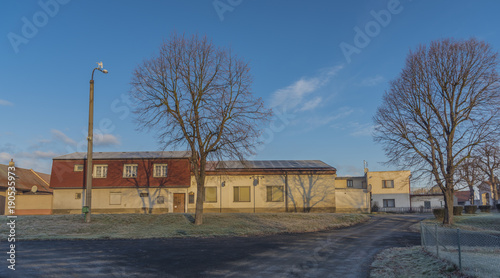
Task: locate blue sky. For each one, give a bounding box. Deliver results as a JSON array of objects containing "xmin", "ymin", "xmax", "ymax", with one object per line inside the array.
[{"xmin": 1, "ymin": 0, "xmax": 499, "ymax": 179}]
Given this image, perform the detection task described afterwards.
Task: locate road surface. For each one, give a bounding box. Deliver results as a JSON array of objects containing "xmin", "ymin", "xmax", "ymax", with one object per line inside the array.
[{"xmin": 1, "ymin": 214, "xmax": 426, "ymax": 278}]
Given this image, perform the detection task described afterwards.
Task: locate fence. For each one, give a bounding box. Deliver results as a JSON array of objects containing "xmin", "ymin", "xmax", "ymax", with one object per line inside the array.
[{"xmin": 421, "ymin": 222, "xmax": 500, "ymax": 278}]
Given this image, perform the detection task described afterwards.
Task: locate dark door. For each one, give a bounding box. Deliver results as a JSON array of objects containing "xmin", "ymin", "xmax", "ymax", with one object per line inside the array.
[{"xmin": 173, "ymin": 193, "xmax": 185, "ymax": 213}]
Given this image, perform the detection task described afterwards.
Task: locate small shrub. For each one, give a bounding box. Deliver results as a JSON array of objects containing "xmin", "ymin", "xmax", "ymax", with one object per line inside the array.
[
  {"xmin": 464, "ymin": 205, "xmax": 477, "ymax": 214},
  {"xmin": 478, "ymin": 205, "xmax": 491, "ymax": 213},
  {"xmin": 433, "ymin": 208, "xmax": 445, "ymax": 219},
  {"xmin": 372, "ymin": 202, "xmax": 379, "ymax": 212},
  {"xmin": 453, "ymin": 206, "xmax": 463, "ymax": 216}
]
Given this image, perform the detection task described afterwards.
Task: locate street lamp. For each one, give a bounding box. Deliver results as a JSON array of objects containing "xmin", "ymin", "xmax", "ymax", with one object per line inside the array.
[{"xmin": 84, "ymin": 62, "xmax": 108, "ymax": 223}]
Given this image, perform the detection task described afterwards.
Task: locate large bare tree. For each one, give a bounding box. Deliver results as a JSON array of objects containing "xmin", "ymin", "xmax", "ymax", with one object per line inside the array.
[
  {"xmin": 131, "ymin": 33, "xmax": 272, "ymax": 224},
  {"xmin": 374, "ymin": 38, "xmax": 500, "ymax": 224},
  {"xmin": 476, "ymin": 143, "xmax": 500, "ymax": 206}
]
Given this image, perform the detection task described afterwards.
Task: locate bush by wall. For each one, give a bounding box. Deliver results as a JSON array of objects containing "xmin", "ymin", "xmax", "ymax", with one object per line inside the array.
[
  {"xmin": 433, "ymin": 208, "xmax": 445, "ymax": 219},
  {"xmin": 453, "ymin": 206, "xmax": 463, "ymax": 216},
  {"xmin": 464, "ymin": 205, "xmax": 477, "ymax": 214},
  {"xmin": 478, "ymin": 205, "xmax": 491, "ymax": 213}
]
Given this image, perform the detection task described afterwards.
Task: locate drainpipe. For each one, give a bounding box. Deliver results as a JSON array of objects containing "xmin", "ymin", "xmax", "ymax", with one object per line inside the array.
[
  {"xmin": 409, "ymin": 174, "xmax": 412, "ymax": 210},
  {"xmin": 285, "ymin": 171, "xmax": 289, "ymax": 213}
]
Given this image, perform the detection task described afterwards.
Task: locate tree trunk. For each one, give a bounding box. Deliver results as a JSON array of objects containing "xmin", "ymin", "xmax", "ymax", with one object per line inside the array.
[
  {"xmin": 194, "ymin": 176, "xmax": 205, "ymax": 225},
  {"xmin": 491, "ymin": 177, "xmax": 499, "ymax": 206},
  {"xmin": 469, "ymin": 187, "xmax": 475, "ymax": 205},
  {"xmin": 443, "ymin": 189, "xmax": 454, "ymax": 225}
]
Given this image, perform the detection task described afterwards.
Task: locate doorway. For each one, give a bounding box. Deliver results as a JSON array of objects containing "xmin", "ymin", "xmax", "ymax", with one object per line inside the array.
[{"xmin": 173, "ymin": 193, "xmax": 185, "ymax": 213}]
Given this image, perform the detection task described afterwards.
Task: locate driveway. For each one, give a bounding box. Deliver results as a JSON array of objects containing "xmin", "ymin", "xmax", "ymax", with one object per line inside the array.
[{"xmin": 2, "ymin": 214, "xmax": 426, "ymax": 278}]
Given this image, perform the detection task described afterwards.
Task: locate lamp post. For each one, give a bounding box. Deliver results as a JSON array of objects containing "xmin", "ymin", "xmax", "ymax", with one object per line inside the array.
[{"xmin": 84, "ymin": 62, "xmax": 108, "ymax": 223}]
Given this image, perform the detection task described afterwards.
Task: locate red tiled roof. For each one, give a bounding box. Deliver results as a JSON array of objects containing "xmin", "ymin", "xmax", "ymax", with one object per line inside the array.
[{"xmin": 0, "ymin": 164, "xmax": 52, "ymax": 193}]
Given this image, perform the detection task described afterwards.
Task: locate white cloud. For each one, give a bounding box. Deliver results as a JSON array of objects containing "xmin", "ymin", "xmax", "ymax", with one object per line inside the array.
[
  {"xmin": 0, "ymin": 152, "xmax": 11, "ymax": 164},
  {"xmin": 300, "ymin": 97, "xmax": 323, "ymax": 112},
  {"xmin": 34, "ymin": 150, "xmax": 59, "ymax": 158},
  {"xmin": 0, "ymin": 99, "xmax": 13, "ymax": 106},
  {"xmin": 269, "ymin": 65, "xmax": 344, "ymax": 111},
  {"xmin": 94, "ymin": 134, "xmax": 120, "ymax": 146},
  {"xmin": 349, "ymin": 123, "xmax": 377, "ymax": 137},
  {"xmin": 360, "ymin": 75, "xmax": 384, "ymax": 87},
  {"xmin": 51, "ymin": 129, "xmax": 77, "ymax": 146}
]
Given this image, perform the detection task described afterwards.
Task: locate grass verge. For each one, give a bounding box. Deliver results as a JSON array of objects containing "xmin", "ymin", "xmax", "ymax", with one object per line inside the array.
[
  {"xmin": 0, "ymin": 213, "xmax": 368, "ymax": 241},
  {"xmin": 370, "ymin": 247, "xmax": 471, "ymax": 278},
  {"xmin": 423, "ymin": 213, "xmax": 500, "ymax": 234}
]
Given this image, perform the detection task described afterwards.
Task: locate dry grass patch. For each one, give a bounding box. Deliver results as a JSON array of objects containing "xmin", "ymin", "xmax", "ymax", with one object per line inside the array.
[
  {"xmin": 370, "ymin": 247, "xmax": 470, "ymax": 278},
  {"xmin": 0, "ymin": 213, "xmax": 368, "ymax": 241}
]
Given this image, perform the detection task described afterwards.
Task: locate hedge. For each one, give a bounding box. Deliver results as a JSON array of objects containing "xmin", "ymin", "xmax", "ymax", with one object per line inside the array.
[
  {"xmin": 479, "ymin": 205, "xmax": 491, "ymax": 213},
  {"xmin": 464, "ymin": 205, "xmax": 477, "ymax": 214}
]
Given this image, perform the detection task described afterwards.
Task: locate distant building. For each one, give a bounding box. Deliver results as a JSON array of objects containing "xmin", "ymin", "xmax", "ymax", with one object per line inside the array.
[
  {"xmin": 0, "ymin": 159, "xmax": 53, "ymax": 215},
  {"xmin": 50, "ymin": 151, "xmax": 191, "ymax": 214},
  {"xmin": 50, "ymin": 152, "xmax": 338, "ymax": 214},
  {"xmin": 336, "ymin": 169, "xmax": 411, "ymax": 213}
]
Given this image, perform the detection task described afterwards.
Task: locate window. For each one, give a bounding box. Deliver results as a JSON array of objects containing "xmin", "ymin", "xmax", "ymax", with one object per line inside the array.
[
  {"xmin": 123, "ymin": 164, "xmax": 138, "ymax": 178},
  {"xmin": 382, "ymin": 180, "xmax": 394, "ymax": 188},
  {"xmin": 234, "ymin": 186, "xmax": 251, "ymax": 202},
  {"xmin": 94, "ymin": 165, "xmax": 108, "ymax": 178},
  {"xmin": 347, "ymin": 180, "xmax": 353, "ymax": 188},
  {"xmin": 157, "ymin": 196, "xmax": 165, "ymax": 204},
  {"xmin": 204, "ymin": 187, "xmax": 217, "ymax": 202},
  {"xmin": 383, "ymin": 199, "xmax": 395, "ymax": 208},
  {"xmin": 74, "ymin": 164, "xmax": 84, "ymax": 172},
  {"xmin": 424, "ymin": 201, "xmax": 431, "ymax": 209},
  {"xmin": 139, "ymin": 192, "xmax": 149, "ymax": 197},
  {"xmin": 154, "ymin": 164, "xmax": 168, "ymax": 177},
  {"xmin": 75, "ymin": 193, "xmax": 81, "ymax": 199},
  {"xmin": 189, "ymin": 192, "xmax": 195, "ymax": 204},
  {"xmin": 109, "ymin": 192, "xmax": 121, "ymax": 205},
  {"xmin": 266, "ymin": 186, "xmax": 284, "ymax": 202}
]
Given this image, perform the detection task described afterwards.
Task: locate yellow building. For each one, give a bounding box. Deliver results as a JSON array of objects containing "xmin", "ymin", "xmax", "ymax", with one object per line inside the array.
[
  {"xmin": 186, "ymin": 160, "xmax": 337, "ymax": 213},
  {"xmin": 1, "ymin": 159, "xmax": 53, "ymax": 215},
  {"xmin": 335, "ymin": 169, "xmax": 411, "ymax": 213}
]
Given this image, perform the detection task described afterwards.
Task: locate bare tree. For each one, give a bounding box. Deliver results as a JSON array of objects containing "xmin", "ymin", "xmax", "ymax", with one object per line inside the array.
[
  {"xmin": 456, "ymin": 157, "xmax": 484, "ymax": 205},
  {"xmin": 131, "ymin": 33, "xmax": 272, "ymax": 225},
  {"xmin": 476, "ymin": 143, "xmax": 500, "ymax": 206},
  {"xmin": 374, "ymin": 38, "xmax": 500, "ymax": 224}
]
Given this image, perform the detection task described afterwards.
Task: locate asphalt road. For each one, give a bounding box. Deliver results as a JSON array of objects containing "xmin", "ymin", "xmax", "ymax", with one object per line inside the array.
[{"xmin": 1, "ymin": 214, "xmax": 426, "ymax": 278}]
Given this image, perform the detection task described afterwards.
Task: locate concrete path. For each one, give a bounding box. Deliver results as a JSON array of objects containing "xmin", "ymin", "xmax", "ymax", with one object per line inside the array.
[{"xmin": 1, "ymin": 214, "xmax": 426, "ymax": 278}]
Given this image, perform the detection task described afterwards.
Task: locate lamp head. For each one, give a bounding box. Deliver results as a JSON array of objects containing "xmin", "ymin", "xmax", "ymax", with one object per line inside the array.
[{"xmin": 102, "ymin": 69, "xmax": 108, "ymax": 74}]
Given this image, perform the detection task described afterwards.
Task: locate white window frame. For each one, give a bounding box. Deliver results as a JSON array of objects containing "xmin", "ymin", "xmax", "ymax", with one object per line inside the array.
[
  {"xmin": 74, "ymin": 164, "xmax": 84, "ymax": 172},
  {"xmin": 347, "ymin": 180, "xmax": 353, "ymax": 188},
  {"xmin": 153, "ymin": 164, "xmax": 168, "ymax": 177},
  {"xmin": 383, "ymin": 199, "xmax": 395, "ymax": 208},
  {"xmin": 123, "ymin": 164, "xmax": 138, "ymax": 178},
  {"xmin": 93, "ymin": 164, "xmax": 108, "ymax": 178}
]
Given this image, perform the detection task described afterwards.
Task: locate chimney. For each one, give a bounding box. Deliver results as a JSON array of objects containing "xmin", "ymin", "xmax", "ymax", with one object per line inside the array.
[{"xmin": 8, "ymin": 158, "xmax": 14, "ymax": 167}]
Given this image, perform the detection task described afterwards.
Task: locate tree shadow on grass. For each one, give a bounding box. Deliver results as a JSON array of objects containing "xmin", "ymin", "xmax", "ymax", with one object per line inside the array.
[{"xmin": 183, "ymin": 213, "xmax": 195, "ymax": 224}]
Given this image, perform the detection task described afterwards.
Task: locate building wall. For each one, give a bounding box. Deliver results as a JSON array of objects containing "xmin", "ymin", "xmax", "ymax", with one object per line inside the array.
[
  {"xmin": 334, "ymin": 188, "xmax": 370, "ymax": 213},
  {"xmin": 411, "ymin": 195, "xmax": 445, "ymax": 208},
  {"xmin": 12, "ymin": 194, "xmax": 53, "ymax": 215},
  {"xmin": 50, "ymin": 158, "xmax": 190, "ymax": 189},
  {"xmin": 187, "ymin": 173, "xmax": 336, "ymax": 213},
  {"xmin": 52, "ymin": 187, "xmax": 189, "ymax": 214},
  {"xmin": 368, "ymin": 171, "xmax": 411, "ymax": 208}
]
